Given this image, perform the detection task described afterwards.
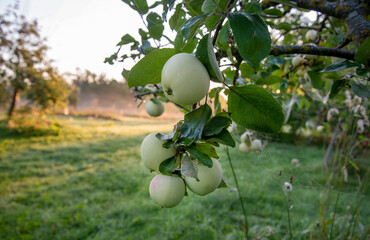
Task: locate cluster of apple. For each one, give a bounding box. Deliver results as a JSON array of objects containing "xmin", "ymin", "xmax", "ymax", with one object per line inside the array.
[
  {"xmin": 238, "ymin": 131, "xmax": 264, "ymax": 154},
  {"xmin": 289, "ymin": 29, "xmax": 319, "ymax": 80},
  {"xmin": 141, "ymin": 53, "xmax": 224, "ymax": 208}
]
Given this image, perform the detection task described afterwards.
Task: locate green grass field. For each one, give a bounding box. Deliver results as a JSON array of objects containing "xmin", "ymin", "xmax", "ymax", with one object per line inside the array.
[{"xmin": 0, "ymin": 116, "xmax": 368, "ymax": 239}]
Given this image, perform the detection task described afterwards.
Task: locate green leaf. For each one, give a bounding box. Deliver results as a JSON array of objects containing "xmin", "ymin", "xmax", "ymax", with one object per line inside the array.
[
  {"xmin": 307, "ymin": 71, "xmax": 323, "ymax": 89},
  {"xmin": 186, "ymin": 0, "xmax": 204, "ymax": 16},
  {"xmin": 203, "ymin": 128, "xmax": 235, "ymax": 147},
  {"xmin": 329, "ymin": 79, "xmax": 346, "ymax": 99},
  {"xmin": 354, "ymin": 38, "xmax": 370, "ymax": 64},
  {"xmin": 228, "ymin": 12, "xmax": 271, "ymax": 69},
  {"xmin": 228, "ymin": 85, "xmax": 284, "ymax": 133},
  {"xmin": 180, "ymin": 15, "xmax": 208, "ymax": 40},
  {"xmin": 181, "ymin": 154, "xmax": 198, "ymax": 179},
  {"xmin": 245, "ymin": 1, "xmax": 262, "ymax": 14},
  {"xmin": 217, "ymin": 22, "xmax": 230, "ymax": 44},
  {"xmin": 204, "ymin": 15, "xmax": 222, "ymax": 31},
  {"xmin": 169, "ymin": 4, "xmax": 186, "ymax": 30},
  {"xmin": 255, "ymin": 75, "xmax": 282, "ymax": 85},
  {"xmin": 217, "ymin": 178, "xmax": 228, "ymax": 188},
  {"xmin": 180, "ymin": 104, "xmax": 212, "ymax": 140},
  {"xmin": 121, "ymin": 0, "xmax": 149, "ymax": 14},
  {"xmin": 202, "ymin": 113, "xmax": 231, "ymax": 137},
  {"xmin": 320, "ymin": 60, "xmax": 360, "ymax": 73},
  {"xmin": 196, "ymin": 143, "xmax": 219, "ymax": 159},
  {"xmin": 176, "ymin": 137, "xmax": 194, "ymax": 146},
  {"xmin": 159, "ymin": 156, "xmax": 176, "ymax": 174},
  {"xmin": 186, "ymin": 145, "xmax": 213, "ymax": 167},
  {"xmin": 352, "ymin": 82, "xmax": 370, "ymax": 98},
  {"xmin": 356, "ymin": 67, "xmax": 370, "ymax": 76},
  {"xmin": 240, "ymin": 62, "xmax": 254, "ymax": 78},
  {"xmin": 264, "ymin": 8, "xmax": 283, "ymax": 17},
  {"xmin": 127, "ymin": 48, "xmax": 177, "ymax": 88},
  {"xmin": 146, "ymin": 12, "xmax": 164, "ymax": 40},
  {"xmin": 277, "ymin": 22, "xmax": 292, "ymax": 31},
  {"xmin": 121, "ymin": 69, "xmax": 130, "ymax": 79},
  {"xmin": 202, "ymin": 0, "xmax": 220, "ymax": 13},
  {"xmin": 195, "ymin": 34, "xmax": 224, "ymax": 82},
  {"xmin": 117, "ymin": 34, "xmax": 138, "ymax": 46}
]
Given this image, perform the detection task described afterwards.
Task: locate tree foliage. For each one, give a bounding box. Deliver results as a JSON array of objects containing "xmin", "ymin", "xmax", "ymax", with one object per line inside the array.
[{"xmin": 0, "ymin": 4, "xmax": 71, "ymax": 118}]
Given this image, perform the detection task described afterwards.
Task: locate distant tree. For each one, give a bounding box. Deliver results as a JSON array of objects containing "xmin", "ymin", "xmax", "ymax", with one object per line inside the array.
[{"xmin": 0, "ymin": 4, "xmax": 71, "ymax": 119}]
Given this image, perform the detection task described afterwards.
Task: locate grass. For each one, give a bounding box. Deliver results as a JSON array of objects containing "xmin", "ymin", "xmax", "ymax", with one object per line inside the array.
[{"xmin": 0, "ymin": 116, "xmax": 368, "ymax": 239}]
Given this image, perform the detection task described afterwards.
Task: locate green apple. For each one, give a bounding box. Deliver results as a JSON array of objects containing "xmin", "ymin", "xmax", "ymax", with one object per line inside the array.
[
  {"xmin": 240, "ymin": 131, "xmax": 249, "ymax": 143},
  {"xmin": 250, "ymin": 139, "xmax": 263, "ymax": 152},
  {"xmin": 146, "ymin": 99, "xmax": 164, "ymax": 117},
  {"xmin": 149, "ymin": 174, "xmax": 185, "ymax": 208},
  {"xmin": 292, "ymin": 56, "xmax": 303, "ymax": 67},
  {"xmin": 239, "ymin": 142, "xmax": 250, "ymax": 154},
  {"xmin": 141, "ymin": 132, "xmax": 176, "ymax": 172},
  {"xmin": 305, "ymin": 30, "xmax": 317, "ymax": 42},
  {"xmin": 161, "ymin": 53, "xmax": 210, "ymax": 106},
  {"xmin": 184, "ymin": 159, "xmax": 222, "ymax": 196}
]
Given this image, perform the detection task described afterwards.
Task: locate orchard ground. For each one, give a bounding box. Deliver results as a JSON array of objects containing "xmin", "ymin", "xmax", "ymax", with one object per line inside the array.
[{"xmin": 0, "ymin": 115, "xmax": 368, "ymax": 239}]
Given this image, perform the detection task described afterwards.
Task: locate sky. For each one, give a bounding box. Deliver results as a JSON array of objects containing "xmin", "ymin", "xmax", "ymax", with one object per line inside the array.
[{"xmin": 0, "ymin": 0, "xmax": 148, "ymax": 81}]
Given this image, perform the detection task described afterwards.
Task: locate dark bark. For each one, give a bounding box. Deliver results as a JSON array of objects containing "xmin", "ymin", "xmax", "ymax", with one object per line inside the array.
[
  {"xmin": 288, "ymin": 0, "xmax": 370, "ymax": 45},
  {"xmin": 7, "ymin": 87, "xmax": 19, "ymax": 119}
]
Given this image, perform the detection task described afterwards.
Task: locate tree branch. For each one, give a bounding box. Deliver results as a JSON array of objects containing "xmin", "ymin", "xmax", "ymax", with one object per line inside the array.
[
  {"xmin": 288, "ymin": 0, "xmax": 370, "ymax": 45},
  {"xmin": 270, "ymin": 45, "xmax": 356, "ymax": 60}
]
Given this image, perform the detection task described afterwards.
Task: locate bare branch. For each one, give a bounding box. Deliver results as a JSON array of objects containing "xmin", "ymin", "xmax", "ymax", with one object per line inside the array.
[{"xmin": 270, "ymin": 45, "xmax": 356, "ymax": 60}]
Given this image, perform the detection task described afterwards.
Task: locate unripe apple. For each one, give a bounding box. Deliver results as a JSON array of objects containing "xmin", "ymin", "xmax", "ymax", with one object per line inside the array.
[
  {"xmin": 239, "ymin": 142, "xmax": 250, "ymax": 154},
  {"xmin": 250, "ymin": 139, "xmax": 263, "ymax": 151},
  {"xmin": 161, "ymin": 53, "xmax": 210, "ymax": 106},
  {"xmin": 240, "ymin": 131, "xmax": 249, "ymax": 143},
  {"xmin": 316, "ymin": 125, "xmax": 324, "ymax": 132},
  {"xmin": 149, "ymin": 174, "xmax": 185, "ymax": 208},
  {"xmin": 305, "ymin": 30, "xmax": 317, "ymax": 42},
  {"xmin": 146, "ymin": 99, "xmax": 164, "ymax": 117},
  {"xmin": 292, "ymin": 56, "xmax": 304, "ymax": 67},
  {"xmin": 184, "ymin": 159, "xmax": 223, "ymax": 196},
  {"xmin": 141, "ymin": 132, "xmax": 176, "ymax": 172}
]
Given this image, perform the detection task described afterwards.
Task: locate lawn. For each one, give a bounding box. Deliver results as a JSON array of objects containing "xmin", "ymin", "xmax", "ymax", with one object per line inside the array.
[{"xmin": 0, "ymin": 116, "xmax": 368, "ymax": 239}]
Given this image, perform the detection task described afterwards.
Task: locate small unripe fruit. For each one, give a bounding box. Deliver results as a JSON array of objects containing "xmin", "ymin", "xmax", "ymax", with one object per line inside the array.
[
  {"xmin": 239, "ymin": 142, "xmax": 250, "ymax": 154},
  {"xmin": 250, "ymin": 139, "xmax": 263, "ymax": 151},
  {"xmin": 184, "ymin": 159, "xmax": 223, "ymax": 196},
  {"xmin": 305, "ymin": 30, "xmax": 317, "ymax": 42},
  {"xmin": 149, "ymin": 174, "xmax": 185, "ymax": 208},
  {"xmin": 292, "ymin": 56, "xmax": 303, "ymax": 67},
  {"xmin": 161, "ymin": 53, "xmax": 210, "ymax": 106},
  {"xmin": 146, "ymin": 100, "xmax": 164, "ymax": 117},
  {"xmin": 240, "ymin": 131, "xmax": 249, "ymax": 143},
  {"xmin": 316, "ymin": 125, "xmax": 324, "ymax": 132},
  {"xmin": 141, "ymin": 132, "xmax": 176, "ymax": 172}
]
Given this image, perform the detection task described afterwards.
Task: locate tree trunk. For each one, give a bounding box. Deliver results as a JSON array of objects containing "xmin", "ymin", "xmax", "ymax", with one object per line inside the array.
[{"xmin": 8, "ymin": 87, "xmax": 19, "ymax": 120}]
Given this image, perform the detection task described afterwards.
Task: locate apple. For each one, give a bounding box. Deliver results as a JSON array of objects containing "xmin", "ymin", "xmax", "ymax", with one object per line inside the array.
[
  {"xmin": 239, "ymin": 142, "xmax": 250, "ymax": 154},
  {"xmin": 149, "ymin": 174, "xmax": 185, "ymax": 208},
  {"xmin": 146, "ymin": 99, "xmax": 164, "ymax": 117},
  {"xmin": 184, "ymin": 159, "xmax": 223, "ymax": 196},
  {"xmin": 161, "ymin": 53, "xmax": 210, "ymax": 106},
  {"xmin": 292, "ymin": 56, "xmax": 303, "ymax": 67},
  {"xmin": 305, "ymin": 30, "xmax": 317, "ymax": 42},
  {"xmin": 250, "ymin": 139, "xmax": 263, "ymax": 151},
  {"xmin": 240, "ymin": 131, "xmax": 250, "ymax": 143},
  {"xmin": 316, "ymin": 125, "xmax": 324, "ymax": 132},
  {"xmin": 141, "ymin": 132, "xmax": 177, "ymax": 172}
]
